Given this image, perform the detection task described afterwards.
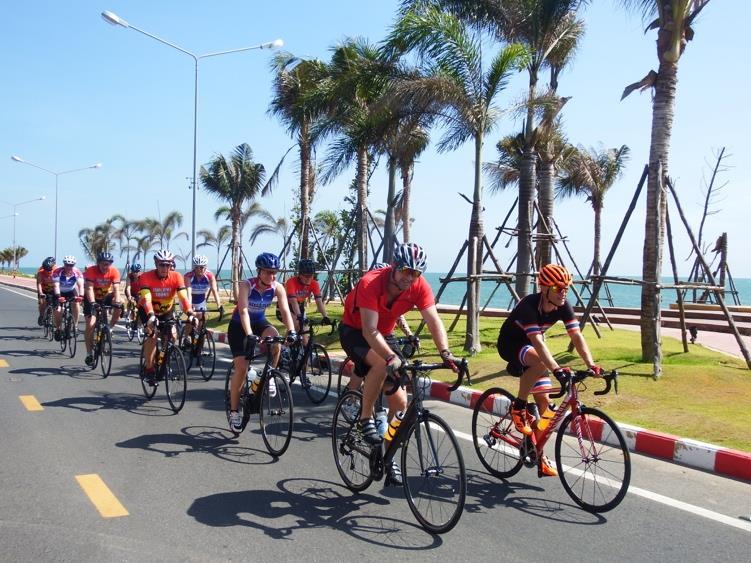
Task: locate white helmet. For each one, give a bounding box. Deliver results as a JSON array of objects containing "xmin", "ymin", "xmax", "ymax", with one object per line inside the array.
[
  {"xmin": 153, "ymin": 249, "xmax": 175, "ymax": 264},
  {"xmin": 192, "ymin": 255, "xmax": 208, "ymax": 267},
  {"xmin": 63, "ymin": 255, "xmax": 77, "ymax": 266}
]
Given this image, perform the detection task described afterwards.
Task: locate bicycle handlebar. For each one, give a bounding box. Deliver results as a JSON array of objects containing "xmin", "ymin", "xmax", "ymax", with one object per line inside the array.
[
  {"xmin": 385, "ymin": 358, "xmax": 470, "ymax": 396},
  {"xmin": 548, "ymin": 369, "xmax": 619, "ymax": 399}
]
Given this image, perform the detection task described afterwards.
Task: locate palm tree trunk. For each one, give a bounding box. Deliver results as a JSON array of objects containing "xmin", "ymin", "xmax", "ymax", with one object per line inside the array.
[
  {"xmin": 640, "ymin": 57, "xmax": 678, "ymax": 363},
  {"xmin": 383, "ymin": 156, "xmax": 398, "ymax": 263},
  {"xmin": 231, "ymin": 214, "xmax": 241, "ymax": 301},
  {"xmin": 299, "ymin": 126, "xmax": 311, "ymax": 258},
  {"xmin": 400, "ymin": 164, "xmax": 412, "ymax": 243},
  {"xmin": 356, "ymin": 145, "xmax": 369, "ymax": 273},
  {"xmin": 593, "ymin": 202, "xmax": 602, "ymax": 276},
  {"xmin": 517, "ymin": 147, "xmax": 537, "ymax": 297},
  {"xmin": 464, "ymin": 134, "xmax": 484, "ymax": 354},
  {"xmin": 537, "ymin": 158, "xmax": 555, "ymax": 265}
]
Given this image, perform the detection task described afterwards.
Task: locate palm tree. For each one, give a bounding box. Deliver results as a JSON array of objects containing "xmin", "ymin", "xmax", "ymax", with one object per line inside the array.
[
  {"xmin": 557, "ymin": 144, "xmax": 630, "ymax": 276},
  {"xmin": 139, "ymin": 211, "xmax": 188, "ymax": 251},
  {"xmin": 247, "ymin": 209, "xmax": 290, "ymax": 268},
  {"xmin": 385, "ymin": 6, "xmax": 528, "ymax": 353},
  {"xmin": 13, "ymin": 246, "xmax": 28, "ymax": 269},
  {"xmin": 132, "ymin": 234, "xmax": 154, "ymax": 267},
  {"xmin": 269, "ymin": 53, "xmax": 328, "ymax": 259},
  {"xmin": 110, "ymin": 214, "xmax": 142, "ymax": 267},
  {"xmin": 197, "ymin": 225, "xmax": 231, "ymax": 272},
  {"xmin": 200, "ymin": 143, "xmax": 279, "ymax": 298},
  {"xmin": 78, "ymin": 220, "xmax": 116, "ymax": 261},
  {"xmin": 618, "ymin": 0, "xmax": 711, "ymax": 363},
  {"xmin": 395, "ymin": 123, "xmax": 429, "ymax": 243}
]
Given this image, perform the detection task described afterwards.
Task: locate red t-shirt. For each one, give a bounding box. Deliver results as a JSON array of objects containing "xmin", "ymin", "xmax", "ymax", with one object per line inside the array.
[
  {"xmin": 84, "ymin": 265, "xmax": 121, "ymax": 300},
  {"xmin": 341, "ymin": 267, "xmax": 434, "ymax": 334},
  {"xmin": 285, "ymin": 276, "xmax": 322, "ymax": 304}
]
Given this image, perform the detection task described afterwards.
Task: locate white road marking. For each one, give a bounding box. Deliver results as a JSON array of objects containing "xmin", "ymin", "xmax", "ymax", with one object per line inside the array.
[{"xmin": 0, "ymin": 285, "xmax": 37, "ymax": 300}]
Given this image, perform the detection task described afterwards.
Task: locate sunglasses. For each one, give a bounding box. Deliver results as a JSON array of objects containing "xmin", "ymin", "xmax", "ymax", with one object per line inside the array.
[
  {"xmin": 549, "ymin": 285, "xmax": 569, "ymax": 294},
  {"xmin": 157, "ymin": 262, "xmax": 172, "ymax": 267},
  {"xmin": 397, "ymin": 266, "xmax": 422, "ymax": 279},
  {"xmin": 259, "ymin": 269, "xmax": 278, "ymax": 275}
]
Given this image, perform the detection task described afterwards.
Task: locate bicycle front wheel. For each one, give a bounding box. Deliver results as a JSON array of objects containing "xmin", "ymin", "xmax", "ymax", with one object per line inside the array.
[
  {"xmin": 331, "ymin": 390, "xmax": 373, "ymax": 492},
  {"xmin": 138, "ymin": 341, "xmax": 157, "ymax": 399},
  {"xmin": 44, "ymin": 307, "xmax": 54, "ymax": 341},
  {"xmin": 260, "ymin": 369, "xmax": 293, "ymax": 457},
  {"xmin": 100, "ymin": 327, "xmax": 112, "ymax": 378},
  {"xmin": 402, "ymin": 412, "xmax": 466, "ymax": 534},
  {"xmin": 126, "ymin": 313, "xmax": 136, "ymax": 341},
  {"xmin": 555, "ymin": 406, "xmax": 631, "ymax": 513},
  {"xmin": 165, "ymin": 346, "xmax": 188, "ymax": 413},
  {"xmin": 66, "ymin": 315, "xmax": 77, "ymax": 359},
  {"xmin": 302, "ymin": 343, "xmax": 331, "ymax": 404},
  {"xmin": 471, "ymin": 387, "xmax": 524, "ymax": 479},
  {"xmin": 197, "ymin": 330, "xmax": 216, "ymax": 381}
]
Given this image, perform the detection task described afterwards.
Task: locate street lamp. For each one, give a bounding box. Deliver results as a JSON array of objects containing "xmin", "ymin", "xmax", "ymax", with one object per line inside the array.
[
  {"xmin": 101, "ymin": 10, "xmax": 283, "ymax": 260},
  {"xmin": 10, "ymin": 156, "xmax": 101, "ymax": 258},
  {"xmin": 1, "ymin": 196, "xmax": 46, "ymax": 271}
]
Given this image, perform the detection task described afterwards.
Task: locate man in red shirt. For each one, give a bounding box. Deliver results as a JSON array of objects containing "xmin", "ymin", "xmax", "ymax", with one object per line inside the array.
[
  {"xmin": 35, "ymin": 256, "xmax": 56, "ymax": 325},
  {"xmin": 285, "ymin": 259, "xmax": 330, "ymax": 338},
  {"xmin": 83, "ymin": 251, "xmax": 122, "ymax": 366},
  {"xmin": 338, "ymin": 243, "xmax": 459, "ymax": 484}
]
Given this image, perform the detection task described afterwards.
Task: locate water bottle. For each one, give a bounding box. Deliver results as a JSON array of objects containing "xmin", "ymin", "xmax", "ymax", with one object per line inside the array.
[
  {"xmin": 384, "ymin": 410, "xmax": 405, "ymax": 443},
  {"xmin": 537, "ymin": 404, "xmax": 556, "ymax": 431},
  {"xmin": 375, "ymin": 407, "xmax": 388, "ymax": 438},
  {"xmin": 248, "ymin": 367, "xmax": 261, "ymax": 394}
]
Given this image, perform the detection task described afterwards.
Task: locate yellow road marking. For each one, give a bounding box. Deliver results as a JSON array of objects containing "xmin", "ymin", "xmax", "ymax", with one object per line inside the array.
[
  {"xmin": 19, "ymin": 395, "xmax": 43, "ymax": 411},
  {"xmin": 0, "ymin": 359, "xmax": 9, "ymax": 367},
  {"xmin": 75, "ymin": 474, "xmax": 129, "ymax": 518}
]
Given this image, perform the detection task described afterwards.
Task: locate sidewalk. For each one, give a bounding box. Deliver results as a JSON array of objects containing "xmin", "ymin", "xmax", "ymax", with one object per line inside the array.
[{"xmin": 2, "ymin": 273, "xmax": 749, "ymax": 482}]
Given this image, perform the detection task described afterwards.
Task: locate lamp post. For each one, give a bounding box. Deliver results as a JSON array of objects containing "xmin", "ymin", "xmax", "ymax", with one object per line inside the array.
[
  {"xmin": 101, "ymin": 10, "xmax": 283, "ymax": 261},
  {"xmin": 2, "ymin": 196, "xmax": 46, "ymax": 271},
  {"xmin": 10, "ymin": 156, "xmax": 101, "ymax": 258}
]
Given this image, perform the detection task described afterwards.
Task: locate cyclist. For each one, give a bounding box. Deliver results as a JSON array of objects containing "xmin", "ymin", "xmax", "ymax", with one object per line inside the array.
[
  {"xmin": 182, "ymin": 254, "xmax": 222, "ymax": 345},
  {"xmin": 137, "ymin": 249, "xmax": 196, "ymax": 385},
  {"xmin": 35, "ymin": 256, "xmax": 56, "ymax": 325},
  {"xmin": 124, "ymin": 263, "xmax": 144, "ymax": 335},
  {"xmin": 83, "ymin": 251, "xmax": 123, "ymax": 367},
  {"xmin": 52, "ymin": 256, "xmax": 84, "ymax": 340},
  {"xmin": 285, "ymin": 258, "xmax": 331, "ymax": 337},
  {"xmin": 338, "ymin": 243, "xmax": 459, "ymax": 485},
  {"xmin": 227, "ymin": 252, "xmax": 296, "ymax": 433},
  {"xmin": 497, "ymin": 263, "xmax": 602, "ymax": 478}
]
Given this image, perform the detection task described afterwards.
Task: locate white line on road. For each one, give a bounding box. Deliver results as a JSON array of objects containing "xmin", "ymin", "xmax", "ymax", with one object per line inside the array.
[{"xmin": 0, "ymin": 285, "xmax": 37, "ymax": 300}]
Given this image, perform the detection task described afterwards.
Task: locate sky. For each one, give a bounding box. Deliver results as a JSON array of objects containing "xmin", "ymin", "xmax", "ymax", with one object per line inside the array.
[{"xmin": 2, "ymin": 0, "xmax": 748, "ymax": 278}]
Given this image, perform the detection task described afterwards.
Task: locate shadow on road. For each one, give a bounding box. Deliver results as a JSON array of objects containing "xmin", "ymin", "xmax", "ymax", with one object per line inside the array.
[{"xmin": 41, "ymin": 392, "xmax": 176, "ymax": 416}]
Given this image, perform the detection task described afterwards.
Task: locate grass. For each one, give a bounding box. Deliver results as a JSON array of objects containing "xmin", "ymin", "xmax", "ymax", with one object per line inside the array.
[{"xmin": 208, "ymin": 303, "xmax": 751, "ymax": 452}]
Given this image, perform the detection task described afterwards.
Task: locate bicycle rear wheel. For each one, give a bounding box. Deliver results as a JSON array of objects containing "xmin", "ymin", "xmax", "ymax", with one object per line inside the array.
[
  {"xmin": 260, "ymin": 369, "xmax": 293, "ymax": 457},
  {"xmin": 224, "ymin": 364, "xmax": 250, "ymax": 434},
  {"xmin": 66, "ymin": 315, "xmax": 77, "ymax": 358},
  {"xmin": 100, "ymin": 327, "xmax": 112, "ymax": 378},
  {"xmin": 138, "ymin": 341, "xmax": 157, "ymax": 399},
  {"xmin": 555, "ymin": 406, "xmax": 631, "ymax": 513},
  {"xmin": 196, "ymin": 330, "xmax": 216, "ymax": 381},
  {"xmin": 402, "ymin": 412, "xmax": 466, "ymax": 534},
  {"xmin": 58, "ymin": 318, "xmax": 67, "ymax": 353},
  {"xmin": 164, "ymin": 345, "xmax": 188, "ymax": 413},
  {"xmin": 125, "ymin": 312, "xmax": 136, "ymax": 341},
  {"xmin": 90, "ymin": 327, "xmax": 100, "ymax": 370},
  {"xmin": 331, "ymin": 390, "xmax": 373, "ymax": 492},
  {"xmin": 301, "ymin": 343, "xmax": 331, "ymax": 404},
  {"xmin": 44, "ymin": 307, "xmax": 54, "ymax": 341},
  {"xmin": 471, "ymin": 387, "xmax": 524, "ymax": 479}
]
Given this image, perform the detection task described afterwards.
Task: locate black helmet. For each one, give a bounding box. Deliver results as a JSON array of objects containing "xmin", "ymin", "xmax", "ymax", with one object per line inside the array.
[
  {"xmin": 96, "ymin": 251, "xmax": 114, "ymax": 263},
  {"xmin": 255, "ymin": 252, "xmax": 281, "ymax": 271},
  {"xmin": 298, "ymin": 259, "xmax": 316, "ymax": 275},
  {"xmin": 42, "ymin": 256, "xmax": 56, "ymax": 271},
  {"xmin": 130, "ymin": 263, "xmax": 142, "ymax": 273}
]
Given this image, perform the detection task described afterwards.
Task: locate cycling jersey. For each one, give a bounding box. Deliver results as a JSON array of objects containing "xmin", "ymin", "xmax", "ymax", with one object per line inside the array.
[
  {"xmin": 231, "ymin": 277, "xmax": 277, "ymax": 323},
  {"xmin": 52, "ymin": 266, "xmax": 83, "ymax": 294},
  {"xmin": 137, "ymin": 270, "xmax": 191, "ymax": 316},
  {"xmin": 126, "ymin": 272, "xmax": 142, "ymax": 296},
  {"xmin": 83, "ymin": 265, "xmax": 121, "ymax": 301},
  {"xmin": 285, "ymin": 276, "xmax": 321, "ymax": 305},
  {"xmin": 36, "ymin": 268, "xmax": 55, "ymax": 294},
  {"xmin": 341, "ymin": 267, "xmax": 434, "ymax": 335},
  {"xmin": 184, "ymin": 269, "xmax": 216, "ymax": 305}
]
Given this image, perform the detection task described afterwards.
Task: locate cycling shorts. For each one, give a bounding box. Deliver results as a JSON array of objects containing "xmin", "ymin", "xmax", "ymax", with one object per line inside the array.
[
  {"xmin": 84, "ymin": 293, "xmax": 116, "ymax": 317},
  {"xmin": 227, "ymin": 319, "xmax": 276, "ymax": 358},
  {"xmin": 338, "ymin": 323, "xmax": 403, "ymax": 378}
]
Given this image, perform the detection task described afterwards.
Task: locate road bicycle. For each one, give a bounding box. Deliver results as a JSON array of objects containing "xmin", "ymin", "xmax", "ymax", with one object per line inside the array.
[
  {"xmin": 89, "ymin": 304, "xmax": 113, "ymax": 377},
  {"xmin": 336, "ymin": 335, "xmax": 420, "ymax": 395},
  {"xmin": 472, "ymin": 369, "xmax": 630, "ymax": 513},
  {"xmin": 123, "ymin": 299, "xmax": 145, "ymax": 344},
  {"xmin": 332, "ymin": 358, "xmax": 469, "ymax": 534},
  {"xmin": 41, "ymin": 296, "xmax": 55, "ymax": 341},
  {"xmin": 180, "ymin": 307, "xmax": 223, "ymax": 381},
  {"xmin": 224, "ymin": 335, "xmax": 294, "ymax": 457},
  {"xmin": 280, "ymin": 313, "xmax": 335, "ymax": 404},
  {"xmin": 56, "ymin": 297, "xmax": 79, "ymax": 358},
  {"xmin": 138, "ymin": 317, "xmax": 188, "ymax": 413}
]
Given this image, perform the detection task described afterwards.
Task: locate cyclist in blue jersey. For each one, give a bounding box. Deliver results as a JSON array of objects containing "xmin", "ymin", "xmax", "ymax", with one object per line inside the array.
[
  {"xmin": 51, "ymin": 255, "xmax": 84, "ymax": 340},
  {"xmin": 226, "ymin": 252, "xmax": 296, "ymax": 433},
  {"xmin": 182, "ymin": 254, "xmax": 222, "ymax": 345}
]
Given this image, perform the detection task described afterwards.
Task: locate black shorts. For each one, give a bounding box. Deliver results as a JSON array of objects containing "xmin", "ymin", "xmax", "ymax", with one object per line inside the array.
[
  {"xmin": 58, "ymin": 291, "xmax": 78, "ymax": 304},
  {"xmin": 84, "ymin": 293, "xmax": 115, "ymax": 317},
  {"xmin": 138, "ymin": 308, "xmax": 174, "ymax": 325},
  {"xmin": 227, "ymin": 319, "xmax": 275, "ymax": 358},
  {"xmin": 338, "ymin": 323, "xmax": 402, "ymax": 378},
  {"xmin": 496, "ymin": 333, "xmax": 532, "ymax": 377}
]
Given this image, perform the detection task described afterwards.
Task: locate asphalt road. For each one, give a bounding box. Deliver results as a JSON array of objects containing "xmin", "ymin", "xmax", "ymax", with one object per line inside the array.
[{"xmin": 1, "ymin": 284, "xmax": 749, "ymax": 562}]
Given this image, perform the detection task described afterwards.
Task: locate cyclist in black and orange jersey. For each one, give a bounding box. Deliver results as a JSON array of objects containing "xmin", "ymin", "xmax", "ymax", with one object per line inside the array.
[
  {"xmin": 124, "ymin": 263, "xmax": 143, "ymax": 303},
  {"xmin": 497, "ymin": 263, "xmax": 603, "ymax": 478},
  {"xmin": 83, "ymin": 251, "xmax": 123, "ymax": 366},
  {"xmin": 285, "ymin": 259, "xmax": 330, "ymax": 338},
  {"xmin": 35, "ymin": 256, "xmax": 56, "ymax": 325},
  {"xmin": 138, "ymin": 249, "xmax": 196, "ymax": 385}
]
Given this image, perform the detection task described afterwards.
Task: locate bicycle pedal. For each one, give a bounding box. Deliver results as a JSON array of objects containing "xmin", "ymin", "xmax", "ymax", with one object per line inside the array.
[{"xmin": 483, "ymin": 433, "xmax": 497, "ymax": 447}]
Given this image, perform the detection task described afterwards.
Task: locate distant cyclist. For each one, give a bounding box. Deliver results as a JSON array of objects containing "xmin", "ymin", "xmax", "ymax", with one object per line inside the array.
[
  {"xmin": 285, "ymin": 258, "xmax": 330, "ymax": 337},
  {"xmin": 497, "ymin": 263, "xmax": 602, "ymax": 478},
  {"xmin": 182, "ymin": 255, "xmax": 222, "ymax": 345},
  {"xmin": 226, "ymin": 252, "xmax": 296, "ymax": 433},
  {"xmin": 36, "ymin": 256, "xmax": 56, "ymax": 325},
  {"xmin": 124, "ymin": 263, "xmax": 143, "ymax": 304},
  {"xmin": 83, "ymin": 252, "xmax": 122, "ymax": 367},
  {"xmin": 52, "ymin": 256, "xmax": 84, "ymax": 340}
]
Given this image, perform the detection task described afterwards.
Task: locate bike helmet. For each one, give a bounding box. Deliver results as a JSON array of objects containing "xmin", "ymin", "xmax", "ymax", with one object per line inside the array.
[
  {"xmin": 42, "ymin": 256, "xmax": 56, "ymax": 271},
  {"xmin": 392, "ymin": 243, "xmax": 427, "ymax": 273},
  {"xmin": 153, "ymin": 249, "xmax": 175, "ymax": 264},
  {"xmin": 96, "ymin": 251, "xmax": 114, "ymax": 263},
  {"xmin": 298, "ymin": 259, "xmax": 316, "ymax": 275},
  {"xmin": 537, "ymin": 264, "xmax": 573, "ymax": 288},
  {"xmin": 255, "ymin": 252, "xmax": 280, "ymax": 271},
  {"xmin": 62, "ymin": 255, "xmax": 76, "ymax": 266},
  {"xmin": 130, "ymin": 263, "xmax": 142, "ymax": 273},
  {"xmin": 192, "ymin": 254, "xmax": 209, "ymax": 267},
  {"xmin": 370, "ymin": 262, "xmax": 389, "ymax": 270}
]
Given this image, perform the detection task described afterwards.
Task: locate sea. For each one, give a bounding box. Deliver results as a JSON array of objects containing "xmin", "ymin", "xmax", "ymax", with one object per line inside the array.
[{"xmin": 17, "ymin": 267, "xmax": 749, "ymax": 309}]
